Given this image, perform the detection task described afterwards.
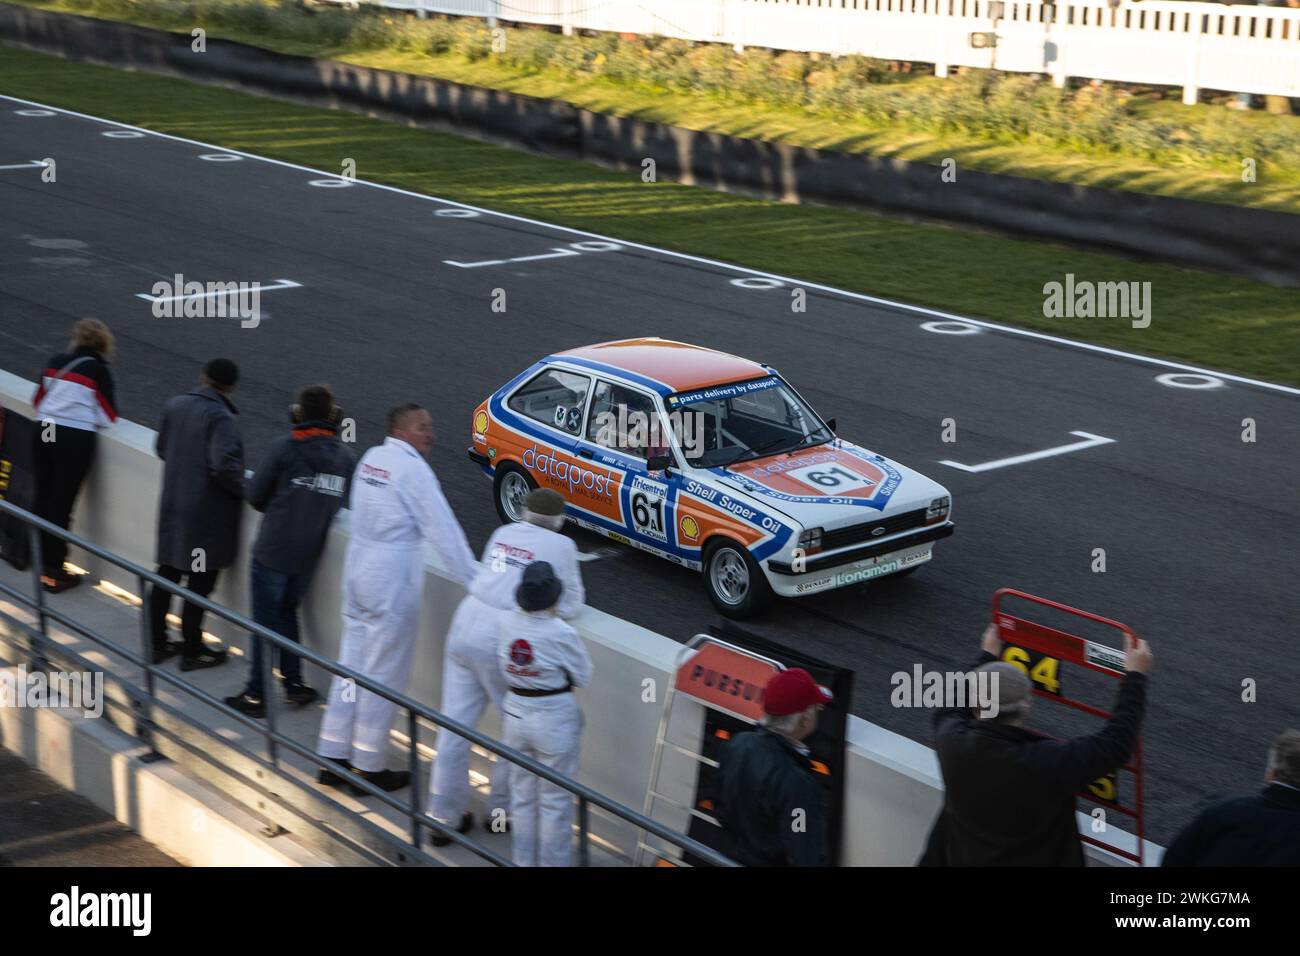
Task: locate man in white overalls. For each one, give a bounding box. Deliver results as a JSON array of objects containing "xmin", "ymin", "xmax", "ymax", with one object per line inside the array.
[
  {"xmin": 316, "ymin": 404, "xmax": 477, "ymax": 792},
  {"xmin": 428, "ymin": 488, "xmax": 584, "ymax": 846}
]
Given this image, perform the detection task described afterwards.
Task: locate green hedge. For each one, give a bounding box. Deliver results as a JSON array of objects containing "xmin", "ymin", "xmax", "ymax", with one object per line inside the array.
[{"xmin": 50, "ymin": 0, "xmax": 1300, "ymax": 169}]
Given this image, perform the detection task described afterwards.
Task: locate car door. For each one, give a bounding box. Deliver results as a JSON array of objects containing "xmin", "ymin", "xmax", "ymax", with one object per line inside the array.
[{"xmin": 577, "ymin": 379, "xmax": 680, "ymax": 555}]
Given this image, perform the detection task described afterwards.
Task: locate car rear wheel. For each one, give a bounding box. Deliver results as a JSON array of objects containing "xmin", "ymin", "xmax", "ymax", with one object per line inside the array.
[
  {"xmin": 493, "ymin": 464, "xmax": 536, "ymax": 524},
  {"xmin": 703, "ymin": 538, "xmax": 772, "ymax": 619}
]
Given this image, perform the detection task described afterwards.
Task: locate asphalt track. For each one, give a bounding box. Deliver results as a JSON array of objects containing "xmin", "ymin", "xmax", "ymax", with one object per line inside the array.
[{"xmin": 2, "ymin": 95, "xmax": 1297, "ymax": 846}]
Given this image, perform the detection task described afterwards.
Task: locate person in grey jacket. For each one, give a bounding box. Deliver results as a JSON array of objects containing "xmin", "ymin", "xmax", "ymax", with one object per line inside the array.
[
  {"xmin": 225, "ymin": 386, "xmax": 355, "ymax": 716},
  {"xmin": 147, "ymin": 359, "xmax": 244, "ymax": 670}
]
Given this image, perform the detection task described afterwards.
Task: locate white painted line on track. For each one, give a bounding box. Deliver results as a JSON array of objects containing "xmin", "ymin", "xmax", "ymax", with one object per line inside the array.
[
  {"xmin": 198, "ymin": 153, "xmax": 243, "ymax": 162},
  {"xmin": 940, "ymin": 431, "xmax": 1116, "ymax": 473},
  {"xmin": 444, "ymin": 257, "xmax": 505, "ymax": 269},
  {"xmin": 507, "ymin": 247, "xmax": 580, "ymax": 265},
  {"xmin": 1156, "ymin": 372, "xmax": 1225, "ymax": 390},
  {"xmin": 5, "ymin": 92, "xmax": 1298, "ymax": 399},
  {"xmin": 435, "ymin": 208, "xmax": 480, "ymax": 218},
  {"xmin": 444, "ymin": 242, "xmax": 619, "ymax": 269},
  {"xmin": 101, "ymin": 130, "xmax": 145, "ymax": 139},
  {"xmin": 14, "ymin": 109, "xmax": 54, "ymax": 116},
  {"xmin": 577, "ymin": 547, "xmax": 622, "ymax": 562},
  {"xmin": 308, "ymin": 177, "xmax": 354, "ymax": 188},
  {"xmin": 731, "ymin": 277, "xmax": 784, "ymax": 289},
  {"xmin": 0, "ymin": 160, "xmax": 47, "ymax": 171},
  {"xmin": 135, "ymin": 278, "xmax": 302, "ymax": 304}
]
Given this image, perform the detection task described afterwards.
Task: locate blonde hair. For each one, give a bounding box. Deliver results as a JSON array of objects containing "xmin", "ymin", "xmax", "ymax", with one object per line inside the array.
[{"xmin": 70, "ymin": 318, "xmax": 114, "ymax": 361}]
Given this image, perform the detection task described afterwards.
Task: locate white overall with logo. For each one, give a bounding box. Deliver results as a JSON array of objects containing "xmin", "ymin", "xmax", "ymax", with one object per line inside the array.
[
  {"xmin": 499, "ymin": 611, "xmax": 593, "ymax": 867},
  {"xmin": 317, "ymin": 438, "xmax": 477, "ymax": 772},
  {"xmin": 428, "ymin": 521, "xmax": 585, "ymax": 824}
]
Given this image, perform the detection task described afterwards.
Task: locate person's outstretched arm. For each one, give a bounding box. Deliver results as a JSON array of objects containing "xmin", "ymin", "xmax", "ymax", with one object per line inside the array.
[
  {"xmin": 404, "ymin": 466, "xmax": 477, "ymax": 588},
  {"xmin": 1025, "ymin": 640, "xmax": 1153, "ymax": 793}
]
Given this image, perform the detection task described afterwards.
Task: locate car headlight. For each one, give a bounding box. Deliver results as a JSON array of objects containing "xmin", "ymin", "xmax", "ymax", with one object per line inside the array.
[
  {"xmin": 926, "ymin": 496, "xmax": 951, "ymax": 522},
  {"xmin": 798, "ymin": 527, "xmax": 823, "ymax": 553}
]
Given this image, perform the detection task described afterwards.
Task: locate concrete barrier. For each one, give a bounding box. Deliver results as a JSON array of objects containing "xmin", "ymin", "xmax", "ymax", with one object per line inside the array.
[
  {"xmin": 0, "ymin": 665, "xmax": 329, "ymax": 866},
  {"xmin": 2, "ymin": 2, "xmax": 1298, "ymax": 287},
  {"xmin": 1, "ymin": 371, "xmax": 1158, "ymax": 864}
]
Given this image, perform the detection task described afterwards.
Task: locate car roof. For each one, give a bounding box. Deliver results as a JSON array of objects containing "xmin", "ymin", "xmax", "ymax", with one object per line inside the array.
[{"xmin": 551, "ymin": 338, "xmax": 770, "ymax": 396}]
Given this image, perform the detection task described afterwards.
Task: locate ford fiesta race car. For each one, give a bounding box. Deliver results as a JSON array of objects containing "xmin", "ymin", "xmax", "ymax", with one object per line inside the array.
[{"xmin": 468, "ymin": 338, "xmax": 954, "ymax": 617}]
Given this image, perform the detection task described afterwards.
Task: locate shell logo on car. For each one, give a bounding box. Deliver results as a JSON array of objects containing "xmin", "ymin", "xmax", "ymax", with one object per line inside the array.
[{"xmin": 468, "ymin": 338, "xmax": 955, "ymax": 618}]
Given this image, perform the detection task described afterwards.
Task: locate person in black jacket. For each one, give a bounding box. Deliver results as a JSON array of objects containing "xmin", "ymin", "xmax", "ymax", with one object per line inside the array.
[
  {"xmin": 714, "ymin": 668, "xmax": 832, "ymax": 866},
  {"xmin": 1161, "ymin": 728, "xmax": 1300, "ymax": 866},
  {"xmin": 147, "ymin": 359, "xmax": 244, "ymax": 670},
  {"xmin": 225, "ymin": 386, "xmax": 355, "ymax": 717},
  {"xmin": 920, "ymin": 623, "xmax": 1152, "ymax": 867},
  {"xmin": 30, "ymin": 319, "xmax": 119, "ymax": 593}
]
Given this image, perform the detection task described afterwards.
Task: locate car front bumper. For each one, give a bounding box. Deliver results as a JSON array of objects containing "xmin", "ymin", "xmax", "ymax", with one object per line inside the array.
[{"xmin": 763, "ymin": 522, "xmax": 954, "ymax": 597}]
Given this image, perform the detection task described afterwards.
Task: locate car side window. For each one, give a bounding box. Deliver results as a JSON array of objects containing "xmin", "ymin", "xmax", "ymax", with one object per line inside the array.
[
  {"xmin": 508, "ymin": 367, "xmax": 592, "ymax": 436},
  {"xmin": 586, "ymin": 381, "xmax": 666, "ymax": 460}
]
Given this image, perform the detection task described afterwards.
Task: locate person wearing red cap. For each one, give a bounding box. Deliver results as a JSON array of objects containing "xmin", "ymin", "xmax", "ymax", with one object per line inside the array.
[{"xmin": 714, "ymin": 668, "xmax": 832, "ymax": 866}]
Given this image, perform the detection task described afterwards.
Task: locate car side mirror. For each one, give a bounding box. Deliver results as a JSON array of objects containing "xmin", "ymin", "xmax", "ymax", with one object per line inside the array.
[
  {"xmin": 647, "ymin": 454, "xmax": 673, "ymax": 474},
  {"xmin": 825, "ymin": 418, "xmax": 837, "ymax": 434}
]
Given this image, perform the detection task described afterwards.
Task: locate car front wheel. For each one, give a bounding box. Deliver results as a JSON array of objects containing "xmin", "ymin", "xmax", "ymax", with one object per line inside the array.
[
  {"xmin": 703, "ymin": 538, "xmax": 772, "ymax": 618},
  {"xmin": 493, "ymin": 464, "xmax": 536, "ymax": 524}
]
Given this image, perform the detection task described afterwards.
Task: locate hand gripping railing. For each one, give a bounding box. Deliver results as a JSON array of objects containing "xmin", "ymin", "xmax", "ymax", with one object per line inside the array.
[{"xmin": 0, "ymin": 498, "xmax": 737, "ymax": 867}]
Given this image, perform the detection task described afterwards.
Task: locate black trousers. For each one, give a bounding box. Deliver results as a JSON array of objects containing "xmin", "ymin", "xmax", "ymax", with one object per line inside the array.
[
  {"xmin": 32, "ymin": 425, "xmax": 97, "ymax": 576},
  {"xmin": 148, "ymin": 565, "xmax": 220, "ymax": 657}
]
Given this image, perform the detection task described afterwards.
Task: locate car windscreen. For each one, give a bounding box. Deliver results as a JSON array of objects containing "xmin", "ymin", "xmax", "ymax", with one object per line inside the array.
[{"xmin": 666, "ymin": 376, "xmax": 830, "ymax": 468}]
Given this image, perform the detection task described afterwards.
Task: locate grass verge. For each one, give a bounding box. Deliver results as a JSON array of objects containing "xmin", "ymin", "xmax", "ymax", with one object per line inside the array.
[
  {"xmin": 1, "ymin": 42, "xmax": 1297, "ymax": 385},
  {"xmin": 8, "ymin": 0, "xmax": 1300, "ymax": 214}
]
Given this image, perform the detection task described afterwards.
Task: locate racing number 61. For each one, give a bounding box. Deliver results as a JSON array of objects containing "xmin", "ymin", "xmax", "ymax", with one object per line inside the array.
[
  {"xmin": 632, "ymin": 491, "xmax": 664, "ymax": 535},
  {"xmin": 805, "ymin": 466, "xmax": 858, "ymax": 488}
]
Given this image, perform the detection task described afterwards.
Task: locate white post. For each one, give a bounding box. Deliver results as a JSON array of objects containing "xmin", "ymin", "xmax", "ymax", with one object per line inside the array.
[
  {"xmin": 1050, "ymin": 3, "xmax": 1068, "ymax": 89},
  {"xmin": 561, "ymin": 0, "xmax": 575, "ymax": 36},
  {"xmin": 1183, "ymin": 10, "xmax": 1204, "ymax": 106}
]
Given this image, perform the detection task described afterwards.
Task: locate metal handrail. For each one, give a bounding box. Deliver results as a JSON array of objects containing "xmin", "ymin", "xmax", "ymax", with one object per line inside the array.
[{"xmin": 0, "ymin": 497, "xmax": 737, "ymax": 867}]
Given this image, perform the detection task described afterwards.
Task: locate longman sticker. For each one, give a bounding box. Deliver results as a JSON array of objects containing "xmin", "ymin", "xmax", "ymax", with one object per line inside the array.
[{"xmin": 1085, "ymin": 641, "xmax": 1126, "ymax": 674}]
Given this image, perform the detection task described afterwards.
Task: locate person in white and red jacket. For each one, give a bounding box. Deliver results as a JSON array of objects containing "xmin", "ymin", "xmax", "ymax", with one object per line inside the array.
[{"xmin": 31, "ymin": 319, "xmax": 119, "ymax": 593}]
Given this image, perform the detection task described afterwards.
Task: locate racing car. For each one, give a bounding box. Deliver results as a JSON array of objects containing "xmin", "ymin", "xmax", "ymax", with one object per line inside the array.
[{"xmin": 468, "ymin": 338, "xmax": 954, "ymax": 617}]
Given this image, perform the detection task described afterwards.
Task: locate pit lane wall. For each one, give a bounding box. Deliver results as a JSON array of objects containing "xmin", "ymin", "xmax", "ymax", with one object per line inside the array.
[
  {"xmin": 2, "ymin": 2, "xmax": 1298, "ymax": 288},
  {"xmin": 0, "ymin": 372, "xmax": 1153, "ymax": 865}
]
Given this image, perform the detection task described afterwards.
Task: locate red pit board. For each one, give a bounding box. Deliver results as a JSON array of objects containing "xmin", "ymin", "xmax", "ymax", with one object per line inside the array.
[{"xmin": 992, "ymin": 588, "xmax": 1146, "ymax": 865}]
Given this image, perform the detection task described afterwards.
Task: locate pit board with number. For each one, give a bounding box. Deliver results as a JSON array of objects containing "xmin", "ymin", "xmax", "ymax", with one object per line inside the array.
[{"xmin": 993, "ymin": 588, "xmax": 1146, "ymax": 865}]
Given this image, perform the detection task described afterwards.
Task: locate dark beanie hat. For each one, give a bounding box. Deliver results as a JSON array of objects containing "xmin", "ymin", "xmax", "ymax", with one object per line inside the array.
[{"xmin": 204, "ymin": 358, "xmax": 239, "ymax": 388}]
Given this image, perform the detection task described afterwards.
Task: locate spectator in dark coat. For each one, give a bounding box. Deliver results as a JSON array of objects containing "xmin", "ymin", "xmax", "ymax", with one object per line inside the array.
[
  {"xmin": 920, "ymin": 624, "xmax": 1152, "ymax": 867},
  {"xmin": 714, "ymin": 668, "xmax": 832, "ymax": 866},
  {"xmin": 147, "ymin": 359, "xmax": 244, "ymax": 670},
  {"xmin": 30, "ymin": 319, "xmax": 119, "ymax": 593},
  {"xmin": 1162, "ymin": 728, "xmax": 1300, "ymax": 866},
  {"xmin": 225, "ymin": 386, "xmax": 355, "ymax": 716}
]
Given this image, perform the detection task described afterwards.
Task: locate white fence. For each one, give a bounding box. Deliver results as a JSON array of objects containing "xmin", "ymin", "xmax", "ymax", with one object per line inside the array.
[{"xmin": 332, "ymin": 0, "xmax": 1300, "ymax": 103}]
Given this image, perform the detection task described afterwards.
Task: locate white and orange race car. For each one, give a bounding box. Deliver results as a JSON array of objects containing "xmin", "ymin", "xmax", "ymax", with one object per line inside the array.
[{"xmin": 468, "ymin": 338, "xmax": 954, "ymax": 617}]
